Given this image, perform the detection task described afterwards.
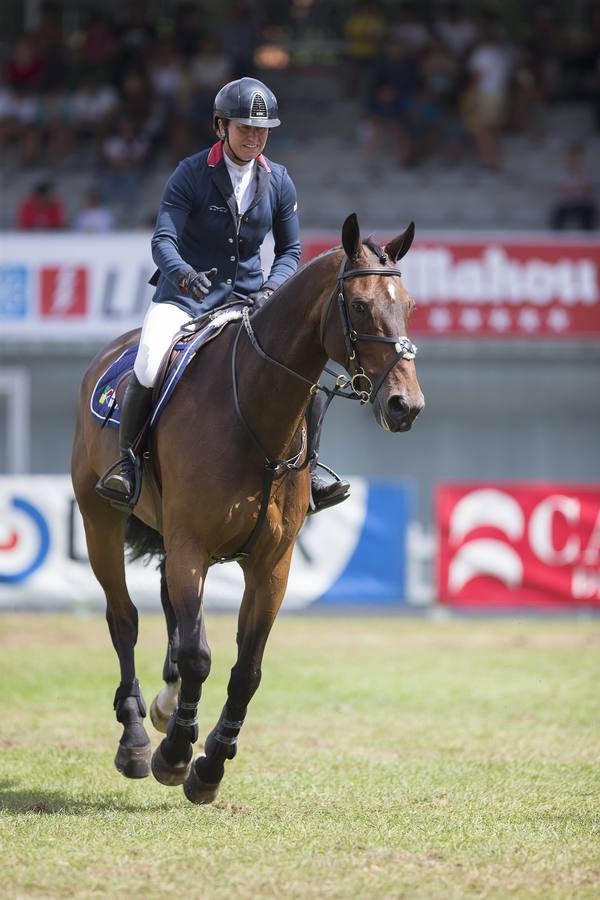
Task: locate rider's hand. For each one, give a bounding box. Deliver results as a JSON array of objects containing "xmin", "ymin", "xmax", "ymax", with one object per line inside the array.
[
  {"xmin": 247, "ymin": 285, "xmax": 275, "ymax": 308},
  {"xmin": 178, "ymin": 267, "xmax": 217, "ymax": 301}
]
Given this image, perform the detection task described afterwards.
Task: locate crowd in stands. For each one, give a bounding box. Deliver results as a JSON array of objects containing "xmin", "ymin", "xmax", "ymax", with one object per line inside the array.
[{"xmin": 1, "ymin": 0, "xmax": 598, "ymax": 231}]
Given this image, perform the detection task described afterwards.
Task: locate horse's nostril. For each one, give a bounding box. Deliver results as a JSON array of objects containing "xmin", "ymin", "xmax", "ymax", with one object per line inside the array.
[{"xmin": 388, "ymin": 395, "xmax": 410, "ymax": 419}]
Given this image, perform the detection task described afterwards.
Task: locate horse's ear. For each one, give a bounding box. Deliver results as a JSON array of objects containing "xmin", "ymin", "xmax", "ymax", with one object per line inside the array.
[
  {"xmin": 385, "ymin": 221, "xmax": 415, "ymax": 262},
  {"xmin": 342, "ymin": 213, "xmax": 361, "ymax": 261}
]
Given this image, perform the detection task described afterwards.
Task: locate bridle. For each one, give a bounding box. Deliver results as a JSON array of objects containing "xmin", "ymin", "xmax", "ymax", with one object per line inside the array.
[
  {"xmin": 320, "ymin": 254, "xmax": 418, "ymax": 404},
  {"xmin": 216, "ymin": 250, "xmax": 418, "ymax": 564}
]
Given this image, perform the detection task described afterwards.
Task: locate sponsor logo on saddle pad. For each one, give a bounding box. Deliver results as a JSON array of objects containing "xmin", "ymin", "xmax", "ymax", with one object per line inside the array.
[{"xmin": 99, "ymin": 384, "xmax": 117, "ymax": 407}]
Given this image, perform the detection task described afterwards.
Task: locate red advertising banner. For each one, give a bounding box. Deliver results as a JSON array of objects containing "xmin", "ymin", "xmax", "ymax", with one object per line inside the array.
[
  {"xmin": 437, "ymin": 484, "xmax": 600, "ymax": 608},
  {"xmin": 302, "ymin": 236, "xmax": 600, "ymax": 338}
]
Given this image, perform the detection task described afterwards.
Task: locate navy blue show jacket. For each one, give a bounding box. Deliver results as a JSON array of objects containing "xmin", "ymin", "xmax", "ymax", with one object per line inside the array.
[{"xmin": 149, "ymin": 141, "xmax": 301, "ymax": 314}]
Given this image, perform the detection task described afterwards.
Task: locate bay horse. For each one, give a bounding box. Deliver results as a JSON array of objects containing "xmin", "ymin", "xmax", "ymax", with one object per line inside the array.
[{"xmin": 71, "ymin": 213, "xmax": 424, "ymax": 805}]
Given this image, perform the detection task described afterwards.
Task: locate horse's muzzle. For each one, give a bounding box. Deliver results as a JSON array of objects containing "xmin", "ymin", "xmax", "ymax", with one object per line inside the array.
[{"xmin": 383, "ymin": 393, "xmax": 424, "ymax": 432}]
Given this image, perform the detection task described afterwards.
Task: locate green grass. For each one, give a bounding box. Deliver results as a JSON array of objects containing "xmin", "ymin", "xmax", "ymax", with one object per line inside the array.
[{"xmin": 0, "ymin": 614, "xmax": 599, "ymax": 899}]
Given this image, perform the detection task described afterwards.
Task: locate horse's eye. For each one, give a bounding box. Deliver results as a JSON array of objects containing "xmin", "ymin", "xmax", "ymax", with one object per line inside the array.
[{"xmin": 352, "ymin": 300, "xmax": 367, "ymax": 315}]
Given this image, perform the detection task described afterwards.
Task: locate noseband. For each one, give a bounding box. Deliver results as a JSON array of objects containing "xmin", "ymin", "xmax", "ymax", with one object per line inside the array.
[{"xmin": 322, "ymin": 256, "xmax": 418, "ymax": 404}]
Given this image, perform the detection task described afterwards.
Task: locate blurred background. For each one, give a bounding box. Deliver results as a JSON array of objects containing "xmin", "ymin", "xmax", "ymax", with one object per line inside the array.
[{"xmin": 1, "ymin": 0, "xmax": 599, "ymax": 613}]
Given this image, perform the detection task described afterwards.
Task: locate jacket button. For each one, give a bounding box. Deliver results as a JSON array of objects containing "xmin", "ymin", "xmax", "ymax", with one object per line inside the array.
[
  {"xmin": 226, "ymin": 278, "xmax": 232, "ymax": 284},
  {"xmin": 228, "ymin": 237, "xmax": 233, "ymax": 243},
  {"xmin": 230, "ymin": 255, "xmax": 235, "ymax": 261}
]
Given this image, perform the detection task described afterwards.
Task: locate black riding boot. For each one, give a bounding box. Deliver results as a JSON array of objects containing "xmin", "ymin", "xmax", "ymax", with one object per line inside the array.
[
  {"xmin": 96, "ymin": 373, "xmax": 153, "ymax": 509},
  {"xmin": 307, "ymin": 392, "xmax": 350, "ymax": 514}
]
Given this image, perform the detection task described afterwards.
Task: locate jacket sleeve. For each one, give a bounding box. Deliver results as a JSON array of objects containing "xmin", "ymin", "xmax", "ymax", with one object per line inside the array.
[
  {"xmin": 151, "ymin": 160, "xmax": 196, "ymax": 287},
  {"xmin": 265, "ymin": 170, "xmax": 301, "ymax": 288}
]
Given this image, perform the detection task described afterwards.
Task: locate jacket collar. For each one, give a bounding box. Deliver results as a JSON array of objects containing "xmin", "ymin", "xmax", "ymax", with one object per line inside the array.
[
  {"xmin": 207, "ymin": 141, "xmax": 272, "ymax": 217},
  {"xmin": 207, "ymin": 140, "xmax": 271, "ymax": 173}
]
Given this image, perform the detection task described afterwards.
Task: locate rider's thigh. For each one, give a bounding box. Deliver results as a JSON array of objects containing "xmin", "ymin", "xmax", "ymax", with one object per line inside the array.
[{"xmin": 134, "ymin": 302, "xmax": 191, "ymax": 388}]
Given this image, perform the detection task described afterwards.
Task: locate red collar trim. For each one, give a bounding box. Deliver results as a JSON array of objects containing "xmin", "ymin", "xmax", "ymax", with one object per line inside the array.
[{"xmin": 207, "ymin": 141, "xmax": 271, "ymax": 173}]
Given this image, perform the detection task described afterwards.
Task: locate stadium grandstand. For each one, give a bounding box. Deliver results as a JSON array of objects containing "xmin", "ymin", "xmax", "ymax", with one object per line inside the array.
[{"xmin": 0, "ymin": 0, "xmax": 598, "ymax": 232}]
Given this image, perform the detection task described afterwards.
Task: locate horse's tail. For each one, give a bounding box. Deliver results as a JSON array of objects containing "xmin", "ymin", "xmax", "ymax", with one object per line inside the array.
[{"xmin": 125, "ymin": 515, "xmax": 165, "ymax": 564}]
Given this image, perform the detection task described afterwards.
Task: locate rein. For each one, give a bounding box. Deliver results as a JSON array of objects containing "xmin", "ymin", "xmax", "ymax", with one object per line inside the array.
[{"xmin": 214, "ymin": 254, "xmax": 418, "ymax": 565}]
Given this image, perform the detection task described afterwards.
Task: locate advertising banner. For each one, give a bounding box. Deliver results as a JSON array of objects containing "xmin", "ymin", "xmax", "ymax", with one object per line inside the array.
[
  {"xmin": 437, "ymin": 483, "xmax": 600, "ymax": 608},
  {"xmin": 2, "ymin": 232, "xmax": 599, "ymax": 341},
  {"xmin": 0, "ymin": 476, "xmax": 413, "ymax": 610},
  {"xmin": 302, "ymin": 234, "xmax": 600, "ymax": 339}
]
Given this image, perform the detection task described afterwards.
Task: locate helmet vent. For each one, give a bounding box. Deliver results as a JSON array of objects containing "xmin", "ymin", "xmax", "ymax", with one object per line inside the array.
[{"xmin": 250, "ymin": 91, "xmax": 268, "ymax": 118}]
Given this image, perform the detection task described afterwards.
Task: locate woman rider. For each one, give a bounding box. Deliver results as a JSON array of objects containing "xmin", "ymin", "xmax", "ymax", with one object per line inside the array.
[{"xmin": 97, "ymin": 77, "xmax": 349, "ymax": 513}]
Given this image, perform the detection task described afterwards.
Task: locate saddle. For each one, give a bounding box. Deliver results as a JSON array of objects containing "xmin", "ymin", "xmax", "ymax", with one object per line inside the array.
[{"xmin": 90, "ymin": 306, "xmax": 245, "ymax": 433}]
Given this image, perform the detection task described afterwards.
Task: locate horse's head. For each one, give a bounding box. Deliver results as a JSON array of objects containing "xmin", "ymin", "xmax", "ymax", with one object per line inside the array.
[{"xmin": 321, "ymin": 213, "xmax": 424, "ymax": 433}]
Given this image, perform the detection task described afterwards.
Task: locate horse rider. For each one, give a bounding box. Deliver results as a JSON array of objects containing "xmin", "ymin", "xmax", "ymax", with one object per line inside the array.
[{"xmin": 96, "ymin": 77, "xmax": 350, "ymax": 514}]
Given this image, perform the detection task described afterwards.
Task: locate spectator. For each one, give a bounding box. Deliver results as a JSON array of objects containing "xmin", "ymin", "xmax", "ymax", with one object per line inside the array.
[
  {"xmin": 79, "ymin": 10, "xmax": 118, "ymax": 81},
  {"xmin": 173, "ymin": 3, "xmax": 203, "ymax": 60},
  {"xmin": 218, "ymin": 2, "xmax": 261, "ymax": 79},
  {"xmin": 101, "ymin": 117, "xmax": 149, "ymax": 205},
  {"xmin": 343, "ymin": 0, "xmax": 387, "ymax": 97},
  {"xmin": 434, "ymin": 2, "xmax": 478, "ymax": 59},
  {"xmin": 18, "ymin": 180, "xmax": 65, "ymax": 230},
  {"xmin": 462, "ymin": 14, "xmax": 513, "ymax": 169},
  {"xmin": 70, "ymin": 74, "xmax": 119, "ymax": 144},
  {"xmin": 390, "ymin": 3, "xmax": 431, "ymax": 54},
  {"xmin": 362, "ymin": 39, "xmax": 419, "ymax": 164},
  {"xmin": 5, "ymin": 35, "xmax": 45, "ymax": 91},
  {"xmin": 550, "ymin": 142, "xmax": 597, "ymax": 231},
  {"xmin": 73, "ymin": 186, "xmax": 115, "ymax": 231},
  {"xmin": 188, "ymin": 38, "xmax": 233, "ymax": 145}
]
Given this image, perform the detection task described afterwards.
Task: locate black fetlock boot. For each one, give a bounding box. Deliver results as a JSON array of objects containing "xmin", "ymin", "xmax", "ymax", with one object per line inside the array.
[
  {"xmin": 306, "ymin": 392, "xmax": 350, "ymax": 515},
  {"xmin": 96, "ymin": 373, "xmax": 153, "ymax": 510}
]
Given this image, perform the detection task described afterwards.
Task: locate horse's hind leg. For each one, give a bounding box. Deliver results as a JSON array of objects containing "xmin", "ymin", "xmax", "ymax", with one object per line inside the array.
[
  {"xmin": 75, "ymin": 479, "xmax": 151, "ymax": 778},
  {"xmin": 149, "ymin": 557, "xmax": 181, "ymax": 733},
  {"xmin": 184, "ymin": 548, "xmax": 293, "ymax": 805},
  {"xmin": 150, "ymin": 548, "xmax": 211, "ymax": 787}
]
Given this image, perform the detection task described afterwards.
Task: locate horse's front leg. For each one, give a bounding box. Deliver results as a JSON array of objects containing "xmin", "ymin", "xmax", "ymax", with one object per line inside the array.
[
  {"xmin": 184, "ymin": 548, "xmax": 293, "ymax": 805},
  {"xmin": 151, "ymin": 549, "xmax": 211, "ymax": 786},
  {"xmin": 149, "ymin": 557, "xmax": 181, "ymax": 733}
]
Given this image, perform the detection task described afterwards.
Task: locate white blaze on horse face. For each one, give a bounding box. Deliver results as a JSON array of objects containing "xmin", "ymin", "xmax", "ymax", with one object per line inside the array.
[{"xmin": 387, "ymin": 281, "xmax": 398, "ymax": 301}]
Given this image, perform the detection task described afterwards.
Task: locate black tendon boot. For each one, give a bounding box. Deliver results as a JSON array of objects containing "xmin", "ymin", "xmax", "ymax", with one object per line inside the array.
[
  {"xmin": 306, "ymin": 391, "xmax": 350, "ymax": 514},
  {"xmin": 96, "ymin": 373, "xmax": 153, "ymax": 509}
]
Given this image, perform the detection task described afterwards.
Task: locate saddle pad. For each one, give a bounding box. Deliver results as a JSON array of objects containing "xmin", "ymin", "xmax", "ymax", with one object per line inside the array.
[{"xmin": 90, "ymin": 307, "xmax": 243, "ymax": 430}]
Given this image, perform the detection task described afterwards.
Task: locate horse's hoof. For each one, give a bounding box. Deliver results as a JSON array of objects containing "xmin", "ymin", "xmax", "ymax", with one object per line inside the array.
[
  {"xmin": 114, "ymin": 741, "xmax": 152, "ymax": 779},
  {"xmin": 183, "ymin": 757, "xmax": 221, "ymax": 805},
  {"xmin": 149, "ymin": 698, "xmax": 171, "ymax": 734},
  {"xmin": 151, "ymin": 740, "xmax": 192, "ymax": 786}
]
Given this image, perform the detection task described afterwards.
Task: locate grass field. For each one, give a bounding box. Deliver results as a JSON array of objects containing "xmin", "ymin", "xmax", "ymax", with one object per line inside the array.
[{"xmin": 0, "ymin": 613, "xmax": 598, "ymax": 899}]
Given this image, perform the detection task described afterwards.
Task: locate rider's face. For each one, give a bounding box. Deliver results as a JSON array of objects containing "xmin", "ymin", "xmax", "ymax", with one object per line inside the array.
[{"xmin": 221, "ymin": 122, "xmax": 269, "ymax": 162}]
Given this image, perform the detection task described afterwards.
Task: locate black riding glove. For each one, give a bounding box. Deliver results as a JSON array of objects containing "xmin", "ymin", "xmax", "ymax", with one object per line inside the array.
[
  {"xmin": 178, "ymin": 267, "xmax": 217, "ymax": 301},
  {"xmin": 246, "ymin": 285, "xmax": 275, "ymax": 308}
]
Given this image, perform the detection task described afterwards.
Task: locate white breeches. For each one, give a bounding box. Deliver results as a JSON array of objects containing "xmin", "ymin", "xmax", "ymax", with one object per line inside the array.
[{"xmin": 133, "ymin": 302, "xmax": 192, "ymax": 388}]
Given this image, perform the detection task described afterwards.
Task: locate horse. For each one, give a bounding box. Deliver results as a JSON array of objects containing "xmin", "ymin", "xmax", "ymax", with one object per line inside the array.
[{"xmin": 71, "ymin": 212, "xmax": 424, "ymax": 805}]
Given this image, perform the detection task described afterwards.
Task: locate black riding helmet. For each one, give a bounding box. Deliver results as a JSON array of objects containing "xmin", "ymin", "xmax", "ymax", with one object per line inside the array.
[{"xmin": 213, "ymin": 77, "xmax": 281, "ymax": 131}]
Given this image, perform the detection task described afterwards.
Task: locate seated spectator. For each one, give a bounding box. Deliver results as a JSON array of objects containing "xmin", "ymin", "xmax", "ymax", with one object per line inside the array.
[
  {"xmin": 462, "ymin": 14, "xmax": 514, "ymax": 169},
  {"xmin": 362, "ymin": 39, "xmax": 419, "ymax": 164},
  {"xmin": 79, "ymin": 10, "xmax": 118, "ymax": 81},
  {"xmin": 5, "ymin": 34, "xmax": 45, "ymax": 91},
  {"xmin": 343, "ymin": 0, "xmax": 387, "ymax": 98},
  {"xmin": 18, "ymin": 180, "xmax": 65, "ymax": 229},
  {"xmin": 390, "ymin": 3, "xmax": 431, "ymax": 53},
  {"xmin": 70, "ymin": 75, "xmax": 118, "ymax": 143},
  {"xmin": 550, "ymin": 142, "xmax": 597, "ymax": 231},
  {"xmin": 73, "ymin": 186, "xmax": 115, "ymax": 231},
  {"xmin": 434, "ymin": 2, "xmax": 478, "ymax": 59},
  {"xmin": 188, "ymin": 38, "xmax": 233, "ymax": 145},
  {"xmin": 101, "ymin": 117, "xmax": 149, "ymax": 206}
]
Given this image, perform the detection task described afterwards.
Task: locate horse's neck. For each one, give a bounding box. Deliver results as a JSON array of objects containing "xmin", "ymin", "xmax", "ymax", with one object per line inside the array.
[{"xmin": 240, "ymin": 251, "xmax": 340, "ymax": 458}]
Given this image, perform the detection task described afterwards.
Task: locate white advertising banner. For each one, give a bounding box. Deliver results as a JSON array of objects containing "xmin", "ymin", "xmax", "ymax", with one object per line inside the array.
[{"xmin": 0, "ymin": 476, "xmax": 414, "ymax": 611}]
